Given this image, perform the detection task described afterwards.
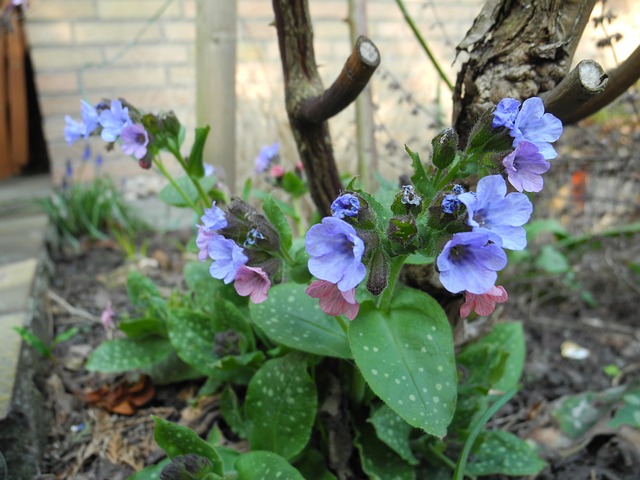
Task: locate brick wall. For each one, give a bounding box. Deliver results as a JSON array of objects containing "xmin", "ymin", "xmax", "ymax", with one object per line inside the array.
[{"xmin": 24, "ymin": 0, "xmax": 639, "ymax": 189}]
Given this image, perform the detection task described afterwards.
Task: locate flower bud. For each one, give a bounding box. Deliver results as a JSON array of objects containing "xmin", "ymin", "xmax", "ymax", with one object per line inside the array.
[
  {"xmin": 366, "ymin": 248, "xmax": 389, "ymax": 296},
  {"xmin": 387, "ymin": 215, "xmax": 418, "ymax": 252},
  {"xmin": 138, "ymin": 152, "xmax": 153, "ymax": 169},
  {"xmin": 432, "ymin": 127, "xmax": 458, "ymax": 169}
]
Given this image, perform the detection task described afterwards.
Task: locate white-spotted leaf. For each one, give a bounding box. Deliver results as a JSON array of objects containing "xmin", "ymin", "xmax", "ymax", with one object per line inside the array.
[
  {"xmin": 85, "ymin": 337, "xmax": 173, "ymax": 373},
  {"xmin": 245, "ymin": 354, "xmax": 317, "ymax": 460},
  {"xmin": 369, "ymin": 405, "xmax": 418, "ymax": 465},
  {"xmin": 466, "ymin": 431, "xmax": 545, "ymax": 476},
  {"xmin": 235, "ymin": 451, "xmax": 304, "ymax": 480},
  {"xmin": 249, "ymin": 283, "xmax": 351, "ymax": 359},
  {"xmin": 349, "ymin": 288, "xmax": 456, "ymax": 437}
]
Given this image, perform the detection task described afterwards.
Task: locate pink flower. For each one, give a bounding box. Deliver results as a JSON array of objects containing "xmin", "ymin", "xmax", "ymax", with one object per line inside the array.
[
  {"xmin": 305, "ymin": 280, "xmax": 359, "ymax": 320},
  {"xmin": 234, "ymin": 265, "xmax": 271, "ymax": 303},
  {"xmin": 270, "ymin": 165, "xmax": 285, "ymax": 179},
  {"xmin": 460, "ymin": 285, "xmax": 508, "ymax": 318},
  {"xmin": 101, "ymin": 301, "xmax": 115, "ymax": 330}
]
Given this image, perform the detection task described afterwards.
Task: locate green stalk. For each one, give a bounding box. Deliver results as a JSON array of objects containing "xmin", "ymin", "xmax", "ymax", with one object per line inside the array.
[
  {"xmin": 168, "ymin": 146, "xmax": 212, "ymax": 208},
  {"xmin": 394, "ymin": 0, "xmax": 454, "ymax": 92},
  {"xmin": 377, "ymin": 255, "xmax": 407, "ymax": 312},
  {"xmin": 153, "ymin": 156, "xmax": 202, "ymax": 214},
  {"xmin": 453, "ymin": 386, "xmax": 519, "ymax": 480}
]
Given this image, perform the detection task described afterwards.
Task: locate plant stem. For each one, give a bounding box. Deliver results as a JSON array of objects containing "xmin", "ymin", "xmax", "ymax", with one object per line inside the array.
[
  {"xmin": 394, "ymin": 0, "xmax": 454, "ymax": 92},
  {"xmin": 168, "ymin": 147, "xmax": 212, "ymax": 208},
  {"xmin": 453, "ymin": 386, "xmax": 519, "ymax": 480},
  {"xmin": 435, "ymin": 153, "xmax": 464, "ymax": 190},
  {"xmin": 153, "ymin": 156, "xmax": 202, "ymax": 214},
  {"xmin": 377, "ymin": 255, "xmax": 407, "ymax": 312}
]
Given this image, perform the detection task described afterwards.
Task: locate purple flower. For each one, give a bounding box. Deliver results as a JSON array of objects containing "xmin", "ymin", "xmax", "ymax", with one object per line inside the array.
[
  {"xmin": 196, "ymin": 225, "xmax": 218, "ymax": 261},
  {"xmin": 120, "ymin": 124, "xmax": 149, "ymax": 159},
  {"xmin": 208, "ymin": 236, "xmax": 248, "ymax": 284},
  {"xmin": 503, "ymin": 141, "xmax": 551, "ymax": 193},
  {"xmin": 99, "ymin": 99, "xmax": 132, "ymax": 142},
  {"xmin": 204, "ymin": 162, "xmax": 215, "ymax": 177},
  {"xmin": 255, "ymin": 142, "xmax": 279, "ymax": 173},
  {"xmin": 493, "ymin": 97, "xmax": 563, "ymax": 159},
  {"xmin": 201, "ymin": 201, "xmax": 227, "ymax": 231},
  {"xmin": 306, "ymin": 217, "xmax": 366, "ymax": 292},
  {"xmin": 331, "ymin": 194, "xmax": 360, "ymax": 219},
  {"xmin": 437, "ymin": 231, "xmax": 507, "ymax": 294},
  {"xmin": 458, "ymin": 175, "xmax": 532, "ymax": 250}
]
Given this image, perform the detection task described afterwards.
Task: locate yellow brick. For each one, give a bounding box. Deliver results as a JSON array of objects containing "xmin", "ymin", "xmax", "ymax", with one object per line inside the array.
[
  {"xmin": 73, "ymin": 22, "xmax": 162, "ymax": 44},
  {"xmin": 168, "ymin": 66, "xmax": 195, "ymax": 85},
  {"xmin": 104, "ymin": 44, "xmax": 191, "ymax": 65},
  {"xmin": 313, "ymin": 21, "xmax": 349, "ymax": 40},
  {"xmin": 237, "ymin": 44, "xmax": 264, "ymax": 62},
  {"xmin": 43, "ymin": 116, "xmax": 67, "ymax": 144},
  {"xmin": 26, "ymin": 1, "xmax": 96, "ymax": 20},
  {"xmin": 24, "ymin": 22, "xmax": 73, "ymax": 45},
  {"xmin": 238, "ymin": 1, "xmax": 274, "ymax": 18},
  {"xmin": 162, "ymin": 21, "xmax": 194, "ymax": 41},
  {"xmin": 35, "ymin": 72, "xmax": 78, "ymax": 94},
  {"xmin": 81, "ymin": 66, "xmax": 167, "ymax": 90},
  {"xmin": 309, "ymin": 1, "xmax": 348, "ymax": 20},
  {"xmin": 39, "ymin": 95, "xmax": 85, "ymax": 116},
  {"xmin": 31, "ymin": 47, "xmax": 104, "ymax": 71},
  {"xmin": 108, "ymin": 88, "xmax": 194, "ymax": 111},
  {"xmin": 241, "ymin": 21, "xmax": 276, "ymax": 41},
  {"xmin": 97, "ymin": 0, "xmax": 182, "ymax": 19},
  {"xmin": 184, "ymin": 0, "xmax": 196, "ymax": 19}
]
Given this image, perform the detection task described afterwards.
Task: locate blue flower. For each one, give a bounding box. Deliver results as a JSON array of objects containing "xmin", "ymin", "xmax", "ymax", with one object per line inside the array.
[
  {"xmin": 120, "ymin": 124, "xmax": 149, "ymax": 159},
  {"xmin": 458, "ymin": 175, "xmax": 532, "ymax": 250},
  {"xmin": 401, "ymin": 185, "xmax": 422, "ymax": 206},
  {"xmin": 441, "ymin": 194, "xmax": 461, "ymax": 214},
  {"xmin": 99, "ymin": 100, "xmax": 132, "ymax": 142},
  {"xmin": 255, "ymin": 142, "xmax": 279, "ymax": 173},
  {"xmin": 493, "ymin": 97, "xmax": 563, "ymax": 159},
  {"xmin": 306, "ymin": 217, "xmax": 366, "ymax": 292},
  {"xmin": 331, "ymin": 193, "xmax": 360, "ymax": 219},
  {"xmin": 437, "ymin": 231, "xmax": 507, "ymax": 294},
  {"xmin": 201, "ymin": 201, "xmax": 228, "ymax": 231},
  {"xmin": 503, "ymin": 141, "xmax": 551, "ymax": 193},
  {"xmin": 64, "ymin": 116, "xmax": 86, "ymax": 145},
  {"xmin": 80, "ymin": 100, "xmax": 99, "ymax": 136},
  {"xmin": 208, "ymin": 236, "xmax": 248, "ymax": 284}
]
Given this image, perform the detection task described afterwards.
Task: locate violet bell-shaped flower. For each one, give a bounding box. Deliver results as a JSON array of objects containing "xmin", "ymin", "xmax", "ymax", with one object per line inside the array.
[
  {"xmin": 234, "ymin": 265, "xmax": 271, "ymax": 303},
  {"xmin": 502, "ymin": 140, "xmax": 551, "ymax": 193},
  {"xmin": 99, "ymin": 99, "xmax": 132, "ymax": 142},
  {"xmin": 208, "ymin": 236, "xmax": 248, "ymax": 284},
  {"xmin": 493, "ymin": 97, "xmax": 563, "ymax": 160},
  {"xmin": 120, "ymin": 124, "xmax": 149, "ymax": 160},
  {"xmin": 305, "ymin": 217, "xmax": 366, "ymax": 292},
  {"xmin": 255, "ymin": 142, "xmax": 279, "ymax": 173},
  {"xmin": 331, "ymin": 193, "xmax": 360, "ymax": 219},
  {"xmin": 458, "ymin": 175, "xmax": 532, "ymax": 250},
  {"xmin": 437, "ymin": 231, "xmax": 507, "ymax": 294}
]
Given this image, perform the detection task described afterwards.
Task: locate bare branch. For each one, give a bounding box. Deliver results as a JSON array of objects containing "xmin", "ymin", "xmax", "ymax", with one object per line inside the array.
[
  {"xmin": 298, "ymin": 36, "xmax": 380, "ymax": 124},
  {"xmin": 539, "ymin": 60, "xmax": 608, "ymax": 120},
  {"xmin": 563, "ymin": 44, "xmax": 640, "ymax": 124}
]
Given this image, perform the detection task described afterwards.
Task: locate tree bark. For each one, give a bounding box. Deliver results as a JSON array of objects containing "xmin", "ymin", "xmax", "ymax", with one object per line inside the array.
[{"xmin": 453, "ymin": 0, "xmax": 597, "ymax": 140}]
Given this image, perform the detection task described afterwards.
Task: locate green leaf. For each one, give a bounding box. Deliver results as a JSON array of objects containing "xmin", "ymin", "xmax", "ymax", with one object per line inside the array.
[
  {"xmin": 52, "ymin": 326, "xmax": 80, "ymax": 346},
  {"xmin": 349, "ymin": 288, "xmax": 456, "ymax": 437},
  {"xmin": 281, "ymin": 171, "xmax": 308, "ymax": 198},
  {"xmin": 127, "ymin": 459, "xmax": 171, "ymax": 479},
  {"xmin": 119, "ymin": 316, "xmax": 167, "ymax": 338},
  {"xmin": 406, "ymin": 145, "xmax": 429, "ymax": 197},
  {"xmin": 263, "ymin": 195, "xmax": 292, "ymax": 252},
  {"xmin": 535, "ymin": 245, "xmax": 570, "ymax": 274},
  {"xmin": 552, "ymin": 386, "xmax": 626, "ymax": 439},
  {"xmin": 184, "ymin": 261, "xmax": 242, "ymax": 312},
  {"xmin": 187, "ymin": 125, "xmax": 211, "ymax": 178},
  {"xmin": 220, "ymin": 386, "xmax": 249, "ymax": 439},
  {"xmin": 466, "ymin": 431, "xmax": 545, "ymax": 476},
  {"xmin": 211, "ymin": 446, "xmax": 241, "ymax": 477},
  {"xmin": 13, "ymin": 327, "xmax": 51, "ymax": 358},
  {"xmin": 235, "ymin": 451, "xmax": 305, "ymax": 480},
  {"xmin": 127, "ymin": 270, "xmax": 166, "ymax": 317},
  {"xmin": 249, "ymin": 283, "xmax": 351, "ymax": 359},
  {"xmin": 166, "ymin": 309, "xmax": 218, "ymax": 374},
  {"xmin": 143, "ymin": 351, "xmax": 204, "ymax": 385},
  {"xmin": 153, "ymin": 417, "xmax": 223, "ymax": 476},
  {"xmin": 369, "ymin": 405, "xmax": 418, "ymax": 465},
  {"xmin": 85, "ymin": 337, "xmax": 173, "ymax": 373},
  {"xmin": 158, "ymin": 175, "xmax": 204, "ymax": 208},
  {"xmin": 354, "ymin": 419, "xmax": 416, "ymax": 480},
  {"xmin": 245, "ymin": 354, "xmax": 317, "ymax": 460},
  {"xmin": 609, "ymin": 388, "xmax": 640, "ymax": 429},
  {"xmin": 292, "ymin": 449, "xmax": 337, "ymax": 480}
]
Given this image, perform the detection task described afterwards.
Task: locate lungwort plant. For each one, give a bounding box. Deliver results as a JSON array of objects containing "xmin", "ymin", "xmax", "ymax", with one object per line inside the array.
[{"xmin": 69, "ymin": 94, "xmax": 562, "ymax": 478}]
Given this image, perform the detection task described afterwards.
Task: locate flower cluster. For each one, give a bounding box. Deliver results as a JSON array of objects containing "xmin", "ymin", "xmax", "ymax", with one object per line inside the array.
[
  {"xmin": 65, "ymin": 99, "xmax": 151, "ymax": 166},
  {"xmin": 197, "ymin": 200, "xmax": 284, "ymax": 304}
]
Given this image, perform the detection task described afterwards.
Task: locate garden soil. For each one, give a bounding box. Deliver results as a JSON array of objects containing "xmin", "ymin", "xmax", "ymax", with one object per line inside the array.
[{"xmin": 37, "ymin": 117, "xmax": 640, "ymax": 479}]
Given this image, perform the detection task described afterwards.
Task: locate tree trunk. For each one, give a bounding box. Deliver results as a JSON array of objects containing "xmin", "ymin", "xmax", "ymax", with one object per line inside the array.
[{"xmin": 453, "ymin": 0, "xmax": 597, "ymax": 140}]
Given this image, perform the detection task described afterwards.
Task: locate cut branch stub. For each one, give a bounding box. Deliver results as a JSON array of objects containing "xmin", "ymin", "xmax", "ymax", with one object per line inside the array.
[
  {"xmin": 298, "ymin": 36, "xmax": 381, "ymax": 124},
  {"xmin": 273, "ymin": 0, "xmax": 380, "ymax": 216},
  {"xmin": 539, "ymin": 59, "xmax": 608, "ymax": 121}
]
